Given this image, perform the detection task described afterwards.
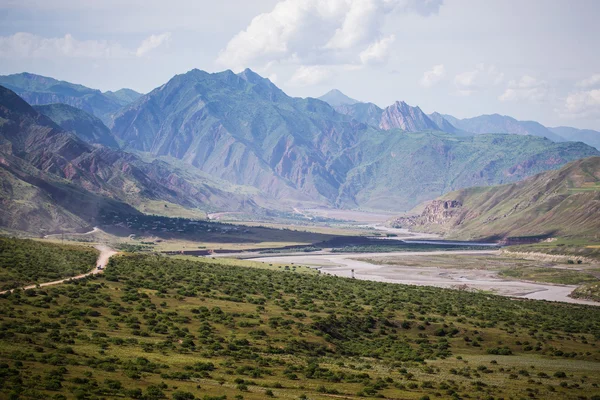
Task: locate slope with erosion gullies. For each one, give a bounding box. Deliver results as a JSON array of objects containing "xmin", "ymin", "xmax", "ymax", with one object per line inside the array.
[
  {"xmin": 338, "ymin": 132, "xmax": 600, "ymax": 211},
  {"xmin": 111, "ymin": 68, "xmax": 373, "ymax": 205},
  {"xmin": 331, "ymin": 98, "xmax": 443, "ymax": 132},
  {"xmin": 33, "ymin": 103, "xmax": 119, "ymax": 148},
  {"xmin": 0, "ymin": 153, "xmax": 140, "ymax": 234},
  {"xmin": 0, "ymin": 85, "xmax": 262, "ymax": 233},
  {"xmin": 0, "ymin": 73, "xmax": 138, "ymax": 125},
  {"xmin": 111, "ymin": 69, "xmax": 600, "ymax": 211},
  {"xmin": 391, "ymin": 156, "xmax": 600, "ymax": 239}
]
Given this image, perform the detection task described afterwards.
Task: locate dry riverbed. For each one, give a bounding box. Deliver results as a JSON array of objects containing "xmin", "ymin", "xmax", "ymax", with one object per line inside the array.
[{"xmin": 249, "ymin": 250, "xmax": 600, "ymax": 306}]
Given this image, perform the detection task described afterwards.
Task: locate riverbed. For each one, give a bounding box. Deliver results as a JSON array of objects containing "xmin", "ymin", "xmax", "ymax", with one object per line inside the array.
[{"xmin": 248, "ymin": 250, "xmax": 598, "ymax": 306}]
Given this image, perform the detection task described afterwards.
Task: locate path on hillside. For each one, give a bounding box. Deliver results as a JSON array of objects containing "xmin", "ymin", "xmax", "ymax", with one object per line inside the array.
[
  {"xmin": 0, "ymin": 245, "xmax": 117, "ymax": 294},
  {"xmin": 43, "ymin": 226, "xmax": 100, "ymax": 239}
]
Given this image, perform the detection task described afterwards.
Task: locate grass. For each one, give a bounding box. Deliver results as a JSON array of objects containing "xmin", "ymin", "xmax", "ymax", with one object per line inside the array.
[
  {"xmin": 498, "ymin": 267, "xmax": 599, "ymax": 285},
  {"xmin": 0, "ymin": 237, "xmax": 98, "ymax": 290},
  {"xmin": 571, "ymin": 282, "xmax": 600, "ymax": 302},
  {"xmin": 171, "ymin": 255, "xmax": 319, "ymax": 275},
  {"xmin": 508, "ymin": 239, "xmax": 600, "ymax": 261},
  {"xmin": 0, "ymin": 239, "xmax": 599, "ymax": 399}
]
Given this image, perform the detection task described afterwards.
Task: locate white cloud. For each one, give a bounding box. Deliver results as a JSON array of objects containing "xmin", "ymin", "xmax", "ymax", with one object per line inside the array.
[
  {"xmin": 559, "ymin": 89, "xmax": 600, "ymax": 119},
  {"xmin": 499, "ymin": 75, "xmax": 547, "ymax": 102},
  {"xmin": 420, "ymin": 64, "xmax": 445, "ymax": 88},
  {"xmin": 216, "ymin": 0, "xmax": 442, "ymax": 72},
  {"xmin": 0, "ymin": 32, "xmax": 170, "ymax": 59},
  {"xmin": 577, "ymin": 74, "xmax": 600, "ymax": 88},
  {"xmin": 135, "ymin": 32, "xmax": 171, "ymax": 57},
  {"xmin": 289, "ymin": 65, "xmax": 334, "ymax": 86},
  {"xmin": 359, "ymin": 34, "xmax": 396, "ymax": 65},
  {"xmin": 0, "ymin": 32, "xmax": 128, "ymax": 59},
  {"xmin": 454, "ymin": 63, "xmax": 503, "ymax": 96}
]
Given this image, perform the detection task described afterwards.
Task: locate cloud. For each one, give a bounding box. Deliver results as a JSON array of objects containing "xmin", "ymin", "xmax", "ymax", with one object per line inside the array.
[
  {"xmin": 577, "ymin": 74, "xmax": 600, "ymax": 88},
  {"xmin": 0, "ymin": 32, "xmax": 170, "ymax": 59},
  {"xmin": 0, "ymin": 32, "xmax": 128, "ymax": 59},
  {"xmin": 135, "ymin": 32, "xmax": 171, "ymax": 57},
  {"xmin": 216, "ymin": 0, "xmax": 443, "ymax": 71},
  {"xmin": 420, "ymin": 64, "xmax": 445, "ymax": 88},
  {"xmin": 454, "ymin": 63, "xmax": 503, "ymax": 96},
  {"xmin": 559, "ymin": 89, "xmax": 600, "ymax": 119},
  {"xmin": 359, "ymin": 34, "xmax": 396, "ymax": 65},
  {"xmin": 499, "ymin": 75, "xmax": 548, "ymax": 102},
  {"xmin": 289, "ymin": 65, "xmax": 334, "ymax": 86}
]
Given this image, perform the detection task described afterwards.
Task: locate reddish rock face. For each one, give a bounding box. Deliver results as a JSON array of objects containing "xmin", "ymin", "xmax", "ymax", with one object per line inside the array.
[
  {"xmin": 392, "ymin": 199, "xmax": 462, "ymax": 228},
  {"xmin": 379, "ymin": 101, "xmax": 439, "ymax": 132}
]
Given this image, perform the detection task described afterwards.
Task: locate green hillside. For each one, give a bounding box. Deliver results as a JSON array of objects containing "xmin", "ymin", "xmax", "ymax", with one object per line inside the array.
[
  {"xmin": 0, "ymin": 243, "xmax": 598, "ymax": 399},
  {"xmin": 391, "ymin": 156, "xmax": 600, "ymax": 240}
]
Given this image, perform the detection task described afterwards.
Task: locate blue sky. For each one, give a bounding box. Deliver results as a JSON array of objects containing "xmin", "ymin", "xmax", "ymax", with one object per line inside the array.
[{"xmin": 0, "ymin": 0, "xmax": 599, "ymax": 130}]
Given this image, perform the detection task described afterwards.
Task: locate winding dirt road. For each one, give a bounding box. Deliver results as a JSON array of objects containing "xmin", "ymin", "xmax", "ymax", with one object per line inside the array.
[{"xmin": 0, "ymin": 244, "xmax": 117, "ymax": 294}]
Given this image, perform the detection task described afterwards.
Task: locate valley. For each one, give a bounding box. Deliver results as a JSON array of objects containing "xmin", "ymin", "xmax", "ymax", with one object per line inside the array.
[{"xmin": 1, "ymin": 57, "xmax": 600, "ymax": 400}]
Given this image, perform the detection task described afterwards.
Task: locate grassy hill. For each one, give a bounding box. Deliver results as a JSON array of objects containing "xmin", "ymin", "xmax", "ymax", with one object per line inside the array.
[
  {"xmin": 391, "ymin": 156, "xmax": 600, "ymax": 240},
  {"xmin": 0, "ymin": 238, "xmax": 97, "ymax": 290},
  {"xmin": 0, "ymin": 240, "xmax": 599, "ymax": 399}
]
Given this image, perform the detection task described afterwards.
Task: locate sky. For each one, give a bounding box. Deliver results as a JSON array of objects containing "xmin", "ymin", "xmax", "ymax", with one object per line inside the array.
[{"xmin": 0, "ymin": 0, "xmax": 599, "ymax": 130}]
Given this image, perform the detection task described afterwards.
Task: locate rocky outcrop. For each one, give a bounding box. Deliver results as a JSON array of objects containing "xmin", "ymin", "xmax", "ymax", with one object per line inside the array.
[
  {"xmin": 392, "ymin": 200, "xmax": 462, "ymax": 228},
  {"xmin": 379, "ymin": 101, "xmax": 439, "ymax": 131}
]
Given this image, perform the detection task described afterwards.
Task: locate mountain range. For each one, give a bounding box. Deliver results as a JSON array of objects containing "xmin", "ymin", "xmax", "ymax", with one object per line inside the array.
[
  {"xmin": 0, "ymin": 85, "xmax": 262, "ymax": 233},
  {"xmin": 0, "ymin": 72, "xmax": 142, "ymax": 125},
  {"xmin": 390, "ymin": 156, "xmax": 600, "ymax": 240},
  {"xmin": 319, "ymin": 89, "xmax": 600, "ymax": 150},
  {"xmin": 1, "ymin": 70, "xmax": 600, "ymax": 234},
  {"xmin": 110, "ymin": 69, "xmax": 599, "ymax": 210}
]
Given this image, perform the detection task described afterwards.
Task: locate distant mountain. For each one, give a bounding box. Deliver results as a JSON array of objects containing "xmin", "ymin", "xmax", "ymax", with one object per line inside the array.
[
  {"xmin": 428, "ymin": 112, "xmax": 461, "ymax": 134},
  {"xmin": 333, "ymin": 100, "xmax": 443, "ymax": 133},
  {"xmin": 111, "ymin": 68, "xmax": 370, "ymax": 205},
  {"xmin": 0, "ymin": 85, "xmax": 260, "ymax": 233},
  {"xmin": 333, "ymin": 102, "xmax": 383, "ymax": 128},
  {"xmin": 379, "ymin": 101, "xmax": 439, "ymax": 131},
  {"xmin": 550, "ymin": 127, "xmax": 600, "ymax": 151},
  {"xmin": 391, "ymin": 156, "xmax": 600, "ymax": 240},
  {"xmin": 318, "ymin": 89, "xmax": 360, "ymax": 107},
  {"xmin": 440, "ymin": 113, "xmax": 565, "ymax": 142},
  {"xmin": 111, "ymin": 68, "xmax": 600, "ymax": 211},
  {"xmin": 0, "ymin": 73, "xmax": 139, "ymax": 124},
  {"xmin": 339, "ymin": 132, "xmax": 600, "ymax": 210},
  {"xmin": 104, "ymin": 88, "xmax": 142, "ymax": 106},
  {"xmin": 33, "ymin": 103, "xmax": 119, "ymax": 148}
]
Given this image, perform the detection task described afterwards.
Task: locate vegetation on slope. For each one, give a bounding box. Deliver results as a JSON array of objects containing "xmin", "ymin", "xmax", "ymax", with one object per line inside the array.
[
  {"xmin": 392, "ymin": 156, "xmax": 600, "ymax": 240},
  {"xmin": 571, "ymin": 282, "xmax": 600, "ymax": 302},
  {"xmin": 0, "ymin": 238, "xmax": 97, "ymax": 290},
  {"xmin": 0, "ymin": 242, "xmax": 599, "ymax": 399},
  {"xmin": 34, "ymin": 103, "xmax": 119, "ymax": 148},
  {"xmin": 111, "ymin": 69, "xmax": 600, "ymax": 211},
  {"xmin": 0, "ymin": 85, "xmax": 266, "ymax": 233}
]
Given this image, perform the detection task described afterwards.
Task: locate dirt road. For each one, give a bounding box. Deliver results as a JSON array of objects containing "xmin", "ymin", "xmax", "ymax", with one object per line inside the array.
[
  {"xmin": 249, "ymin": 250, "xmax": 599, "ymax": 306},
  {"xmin": 0, "ymin": 245, "xmax": 117, "ymax": 294}
]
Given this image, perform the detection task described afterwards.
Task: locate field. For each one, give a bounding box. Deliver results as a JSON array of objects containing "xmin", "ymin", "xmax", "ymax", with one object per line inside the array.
[{"xmin": 0, "ymin": 239, "xmax": 600, "ymax": 399}]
